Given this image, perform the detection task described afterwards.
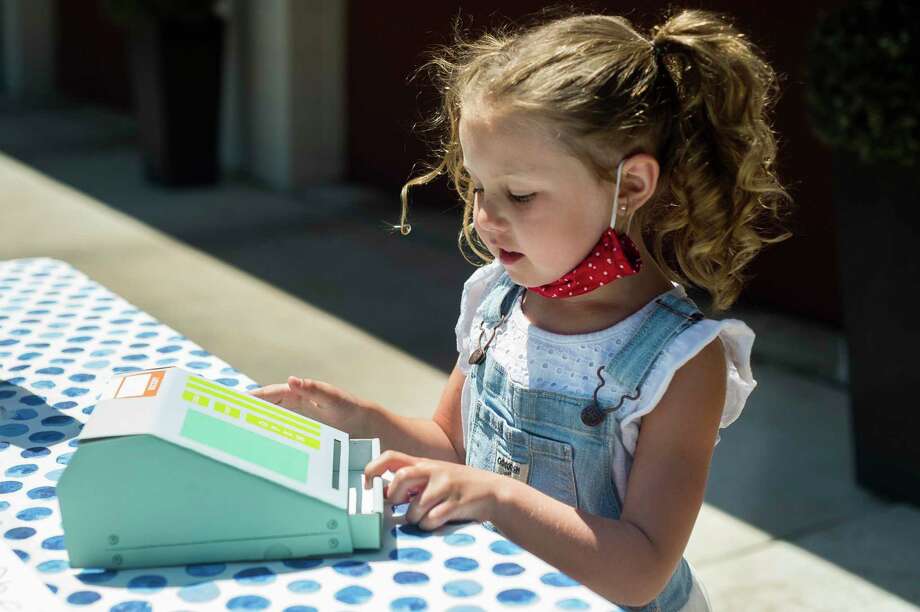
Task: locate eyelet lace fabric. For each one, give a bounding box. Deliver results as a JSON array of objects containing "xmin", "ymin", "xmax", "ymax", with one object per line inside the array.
[{"xmin": 455, "ymin": 261, "xmax": 757, "ymax": 502}]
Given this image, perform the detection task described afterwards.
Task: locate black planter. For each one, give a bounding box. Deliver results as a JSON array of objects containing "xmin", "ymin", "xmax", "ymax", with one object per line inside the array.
[
  {"xmin": 128, "ymin": 15, "xmax": 224, "ymax": 186},
  {"xmin": 831, "ymin": 150, "xmax": 920, "ymax": 507}
]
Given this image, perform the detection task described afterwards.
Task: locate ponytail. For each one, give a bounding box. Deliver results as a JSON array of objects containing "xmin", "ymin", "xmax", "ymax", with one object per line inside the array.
[{"xmin": 644, "ymin": 9, "xmax": 793, "ymax": 310}]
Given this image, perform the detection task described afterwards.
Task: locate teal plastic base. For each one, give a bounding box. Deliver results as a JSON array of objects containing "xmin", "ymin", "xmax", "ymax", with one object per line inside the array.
[{"xmin": 58, "ymin": 434, "xmax": 378, "ymax": 569}]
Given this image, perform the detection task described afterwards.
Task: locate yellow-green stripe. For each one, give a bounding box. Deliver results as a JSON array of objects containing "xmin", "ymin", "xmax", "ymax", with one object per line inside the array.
[
  {"xmin": 190, "ymin": 376, "xmax": 322, "ymax": 432},
  {"xmin": 244, "ymin": 413, "xmax": 320, "ymax": 450},
  {"xmin": 184, "ymin": 381, "xmax": 321, "ymax": 443}
]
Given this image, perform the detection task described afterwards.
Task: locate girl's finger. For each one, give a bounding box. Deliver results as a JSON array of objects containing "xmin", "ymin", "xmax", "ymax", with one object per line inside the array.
[
  {"xmin": 364, "ymin": 451, "xmax": 419, "ymax": 484},
  {"xmin": 405, "ymin": 484, "xmax": 447, "ymax": 527},
  {"xmin": 385, "ymin": 468, "xmax": 429, "ymax": 504},
  {"xmin": 248, "ymin": 383, "xmax": 292, "ymax": 406},
  {"xmin": 288, "ymin": 376, "xmax": 310, "ymax": 390},
  {"xmin": 417, "ymin": 499, "xmax": 453, "ymax": 531},
  {"xmin": 288, "ymin": 376, "xmax": 338, "ymax": 398},
  {"xmin": 286, "ymin": 377, "xmax": 338, "ymax": 410}
]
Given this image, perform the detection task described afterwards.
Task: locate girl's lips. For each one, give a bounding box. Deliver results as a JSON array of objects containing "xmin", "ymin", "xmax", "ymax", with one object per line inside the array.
[{"xmin": 499, "ymin": 249, "xmax": 524, "ymax": 265}]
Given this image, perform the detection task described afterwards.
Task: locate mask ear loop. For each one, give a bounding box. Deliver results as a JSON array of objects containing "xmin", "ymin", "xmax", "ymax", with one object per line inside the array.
[
  {"xmin": 610, "ymin": 159, "xmax": 628, "ymax": 232},
  {"xmin": 625, "ymin": 201, "xmax": 633, "ymax": 236}
]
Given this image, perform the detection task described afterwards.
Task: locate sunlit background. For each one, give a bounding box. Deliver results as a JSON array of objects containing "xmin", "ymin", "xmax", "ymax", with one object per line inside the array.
[{"xmin": 1, "ymin": 1, "xmax": 917, "ymax": 609}]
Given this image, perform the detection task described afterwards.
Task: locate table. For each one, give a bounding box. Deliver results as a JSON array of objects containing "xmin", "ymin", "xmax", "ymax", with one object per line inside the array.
[{"xmin": 0, "ymin": 258, "xmax": 621, "ymax": 611}]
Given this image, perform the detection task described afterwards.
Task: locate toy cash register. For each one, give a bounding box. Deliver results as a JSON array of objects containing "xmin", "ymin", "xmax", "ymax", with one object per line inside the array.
[{"xmin": 57, "ymin": 367, "xmax": 384, "ymax": 569}]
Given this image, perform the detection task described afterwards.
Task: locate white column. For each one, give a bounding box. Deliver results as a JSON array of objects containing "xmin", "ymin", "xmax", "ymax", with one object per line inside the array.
[
  {"xmin": 287, "ymin": 0, "xmax": 346, "ymax": 185},
  {"xmin": 224, "ymin": 0, "xmax": 346, "ymax": 189},
  {"xmin": 219, "ymin": 0, "xmax": 247, "ymax": 173},
  {"xmin": 1, "ymin": 0, "xmax": 56, "ymax": 100}
]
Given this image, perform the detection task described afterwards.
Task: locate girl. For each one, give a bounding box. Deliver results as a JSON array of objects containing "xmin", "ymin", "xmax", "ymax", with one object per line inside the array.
[{"xmin": 252, "ymin": 7, "xmax": 791, "ymax": 611}]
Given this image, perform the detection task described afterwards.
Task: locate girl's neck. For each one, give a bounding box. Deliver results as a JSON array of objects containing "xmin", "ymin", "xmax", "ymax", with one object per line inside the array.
[{"xmin": 520, "ymin": 231, "xmax": 675, "ymax": 336}]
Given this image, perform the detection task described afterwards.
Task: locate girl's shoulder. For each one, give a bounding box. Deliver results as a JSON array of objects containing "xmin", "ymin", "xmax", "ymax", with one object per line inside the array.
[
  {"xmin": 618, "ymin": 312, "xmax": 757, "ymax": 456},
  {"xmin": 457, "ymin": 260, "xmax": 506, "ymax": 321}
]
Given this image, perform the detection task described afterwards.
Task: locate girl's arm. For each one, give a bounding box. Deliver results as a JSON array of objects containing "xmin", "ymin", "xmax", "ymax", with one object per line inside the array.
[
  {"xmin": 363, "ymin": 360, "xmax": 467, "ymax": 463},
  {"xmin": 252, "ymin": 361, "xmax": 466, "ymax": 463},
  {"xmin": 488, "ymin": 338, "xmax": 727, "ymax": 607}
]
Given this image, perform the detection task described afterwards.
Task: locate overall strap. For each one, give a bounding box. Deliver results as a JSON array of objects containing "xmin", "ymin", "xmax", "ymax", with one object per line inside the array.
[
  {"xmin": 467, "ymin": 271, "xmax": 524, "ymax": 368},
  {"xmin": 581, "ymin": 292, "xmax": 704, "ymax": 425},
  {"xmin": 601, "ymin": 292, "xmax": 704, "ymax": 404},
  {"xmin": 480, "ymin": 272, "xmax": 524, "ymax": 325}
]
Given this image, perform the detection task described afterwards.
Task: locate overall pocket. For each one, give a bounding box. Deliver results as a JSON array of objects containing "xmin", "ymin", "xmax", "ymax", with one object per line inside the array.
[{"xmin": 469, "ymin": 397, "xmax": 578, "ymax": 507}]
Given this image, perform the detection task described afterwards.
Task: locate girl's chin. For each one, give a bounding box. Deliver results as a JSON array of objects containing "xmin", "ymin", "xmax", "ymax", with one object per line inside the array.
[{"xmin": 501, "ymin": 265, "xmax": 545, "ymax": 288}]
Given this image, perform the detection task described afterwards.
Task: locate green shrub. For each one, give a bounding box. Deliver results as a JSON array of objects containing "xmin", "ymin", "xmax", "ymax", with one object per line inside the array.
[{"xmin": 805, "ymin": 0, "xmax": 919, "ymax": 166}]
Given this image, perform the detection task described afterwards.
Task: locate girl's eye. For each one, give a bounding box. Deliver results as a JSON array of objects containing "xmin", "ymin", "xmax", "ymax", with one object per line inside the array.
[
  {"xmin": 472, "ymin": 187, "xmax": 535, "ymax": 204},
  {"xmin": 509, "ymin": 192, "xmax": 535, "ymax": 203}
]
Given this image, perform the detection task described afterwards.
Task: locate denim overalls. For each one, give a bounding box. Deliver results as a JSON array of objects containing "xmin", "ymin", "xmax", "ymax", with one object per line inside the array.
[{"xmin": 464, "ymin": 271, "xmax": 704, "ymax": 612}]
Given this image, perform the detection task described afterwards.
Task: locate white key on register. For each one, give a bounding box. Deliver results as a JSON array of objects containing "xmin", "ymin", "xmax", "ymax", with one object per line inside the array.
[
  {"xmin": 348, "ymin": 473, "xmax": 382, "ymax": 515},
  {"xmin": 348, "ymin": 469, "xmax": 394, "ymax": 516}
]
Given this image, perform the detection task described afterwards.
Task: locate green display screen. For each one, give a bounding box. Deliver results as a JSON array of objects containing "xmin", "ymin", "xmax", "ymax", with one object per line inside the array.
[
  {"xmin": 180, "ymin": 377, "xmax": 322, "ymax": 450},
  {"xmin": 179, "ymin": 401, "xmax": 310, "ymax": 482}
]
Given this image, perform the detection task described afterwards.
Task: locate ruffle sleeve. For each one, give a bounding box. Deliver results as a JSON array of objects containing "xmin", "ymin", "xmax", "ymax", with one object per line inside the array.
[
  {"xmin": 618, "ymin": 318, "xmax": 757, "ymax": 455},
  {"xmin": 455, "ymin": 261, "xmax": 505, "ymax": 376}
]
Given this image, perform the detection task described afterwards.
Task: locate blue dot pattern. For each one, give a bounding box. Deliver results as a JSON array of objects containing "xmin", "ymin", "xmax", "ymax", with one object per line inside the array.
[{"xmin": 0, "ymin": 259, "xmax": 621, "ymax": 610}]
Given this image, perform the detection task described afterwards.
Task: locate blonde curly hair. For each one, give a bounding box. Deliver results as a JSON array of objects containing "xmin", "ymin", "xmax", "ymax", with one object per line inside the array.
[{"xmin": 397, "ymin": 7, "xmax": 793, "ymax": 311}]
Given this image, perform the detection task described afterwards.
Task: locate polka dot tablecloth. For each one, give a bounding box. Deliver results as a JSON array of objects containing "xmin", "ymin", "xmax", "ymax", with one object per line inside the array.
[{"xmin": 0, "ymin": 258, "xmax": 623, "ymax": 611}]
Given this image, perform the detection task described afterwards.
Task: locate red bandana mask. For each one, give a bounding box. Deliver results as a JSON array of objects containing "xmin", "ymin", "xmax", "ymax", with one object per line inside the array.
[{"xmin": 530, "ymin": 159, "xmax": 643, "ymax": 298}]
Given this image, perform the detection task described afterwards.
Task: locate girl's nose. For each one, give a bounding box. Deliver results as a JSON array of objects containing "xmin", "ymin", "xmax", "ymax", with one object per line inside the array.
[{"xmin": 474, "ymin": 191, "xmax": 509, "ymax": 233}]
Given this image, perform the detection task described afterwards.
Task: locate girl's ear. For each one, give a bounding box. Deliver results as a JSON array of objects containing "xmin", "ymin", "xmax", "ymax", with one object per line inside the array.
[{"xmin": 619, "ymin": 153, "xmax": 660, "ymax": 213}]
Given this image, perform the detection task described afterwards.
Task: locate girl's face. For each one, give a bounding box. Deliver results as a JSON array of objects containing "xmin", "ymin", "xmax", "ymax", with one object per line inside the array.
[{"xmin": 459, "ymin": 111, "xmax": 614, "ymax": 289}]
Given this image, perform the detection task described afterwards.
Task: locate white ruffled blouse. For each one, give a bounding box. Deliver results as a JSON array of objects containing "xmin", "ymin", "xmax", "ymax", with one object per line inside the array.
[{"xmin": 455, "ymin": 261, "xmax": 757, "ymax": 502}]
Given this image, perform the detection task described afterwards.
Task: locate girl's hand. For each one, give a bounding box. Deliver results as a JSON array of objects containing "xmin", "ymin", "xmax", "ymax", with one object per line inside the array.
[
  {"xmin": 364, "ymin": 450, "xmax": 505, "ymax": 530},
  {"xmin": 249, "ymin": 376, "xmax": 372, "ymax": 434}
]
